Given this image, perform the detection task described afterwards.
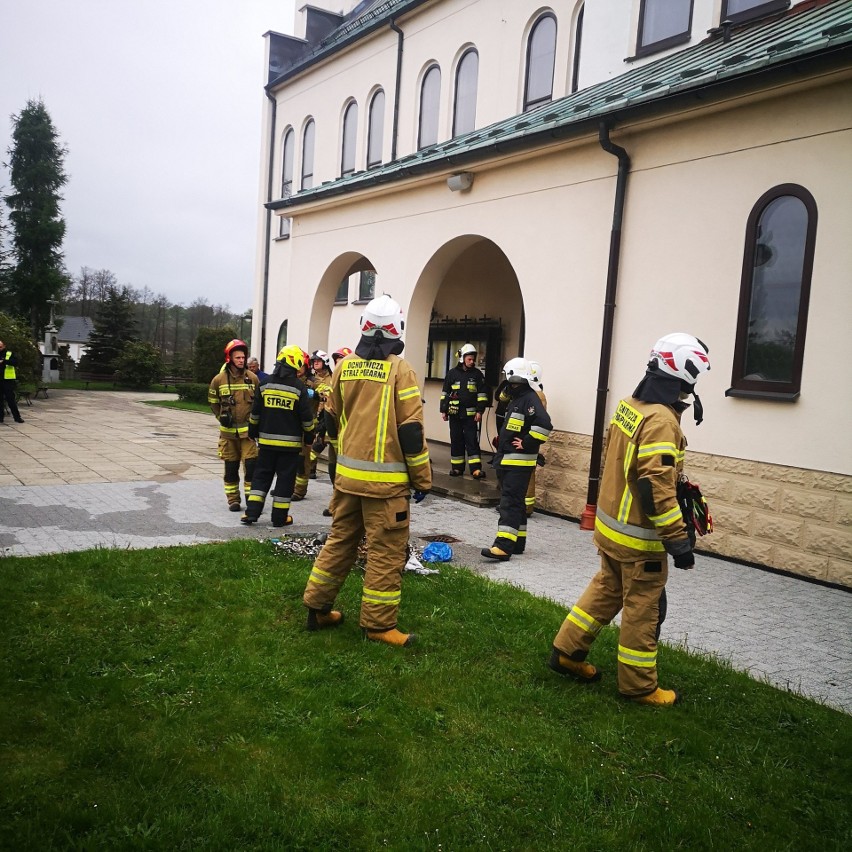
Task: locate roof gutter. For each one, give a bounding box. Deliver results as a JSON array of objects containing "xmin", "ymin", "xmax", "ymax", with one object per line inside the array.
[
  {"xmin": 390, "ymin": 18, "xmax": 404, "ymax": 161},
  {"xmin": 260, "ymin": 90, "xmax": 277, "ymax": 368},
  {"xmin": 580, "ymin": 122, "xmax": 631, "ymax": 531}
]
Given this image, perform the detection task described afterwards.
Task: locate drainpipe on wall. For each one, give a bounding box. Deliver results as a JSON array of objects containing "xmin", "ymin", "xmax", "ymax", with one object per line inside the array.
[
  {"xmin": 259, "ymin": 90, "xmax": 278, "ymax": 369},
  {"xmin": 579, "ymin": 122, "xmax": 631, "ymax": 531},
  {"xmin": 389, "ymin": 19, "xmax": 404, "ymax": 161}
]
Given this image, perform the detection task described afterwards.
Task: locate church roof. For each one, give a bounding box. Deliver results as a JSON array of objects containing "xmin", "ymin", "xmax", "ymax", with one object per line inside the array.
[{"xmin": 57, "ymin": 316, "xmax": 94, "ymax": 343}]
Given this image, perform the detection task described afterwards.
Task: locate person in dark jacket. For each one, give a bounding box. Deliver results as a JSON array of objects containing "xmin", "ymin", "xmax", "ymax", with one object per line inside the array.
[
  {"xmin": 241, "ymin": 345, "xmax": 315, "ymax": 527},
  {"xmin": 440, "ymin": 343, "xmax": 488, "ymax": 478},
  {"xmin": 482, "ymin": 357, "xmax": 552, "ymax": 561},
  {"xmin": 0, "ymin": 340, "xmax": 25, "ymax": 424}
]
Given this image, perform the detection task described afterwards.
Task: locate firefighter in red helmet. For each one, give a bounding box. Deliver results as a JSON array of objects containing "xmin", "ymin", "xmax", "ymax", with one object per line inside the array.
[{"xmin": 208, "ymin": 339, "xmax": 259, "ymax": 511}]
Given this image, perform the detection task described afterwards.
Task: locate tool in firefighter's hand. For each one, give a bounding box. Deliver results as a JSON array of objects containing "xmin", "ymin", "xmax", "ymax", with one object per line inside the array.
[
  {"xmin": 219, "ymin": 409, "xmax": 234, "ymax": 428},
  {"xmin": 677, "ymin": 476, "xmax": 712, "ymax": 549}
]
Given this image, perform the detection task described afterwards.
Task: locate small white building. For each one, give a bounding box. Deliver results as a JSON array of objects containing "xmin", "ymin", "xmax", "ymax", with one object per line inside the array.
[{"xmin": 252, "ymin": 0, "xmax": 852, "ymax": 586}]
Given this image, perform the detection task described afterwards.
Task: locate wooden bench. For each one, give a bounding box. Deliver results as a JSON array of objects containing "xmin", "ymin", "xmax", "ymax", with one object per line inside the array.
[
  {"xmin": 76, "ymin": 372, "xmax": 118, "ymax": 390},
  {"xmin": 162, "ymin": 376, "xmax": 191, "ymax": 388},
  {"xmin": 34, "ymin": 384, "xmax": 49, "ymax": 399}
]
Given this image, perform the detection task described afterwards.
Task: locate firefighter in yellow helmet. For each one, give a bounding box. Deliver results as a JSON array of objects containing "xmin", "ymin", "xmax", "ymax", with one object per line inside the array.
[
  {"xmin": 242, "ymin": 346, "xmax": 315, "ymax": 527},
  {"xmin": 302, "ymin": 295, "xmax": 431, "ymax": 647},
  {"xmin": 208, "ymin": 339, "xmax": 259, "ymax": 511},
  {"xmin": 549, "ymin": 333, "xmax": 711, "ymax": 706}
]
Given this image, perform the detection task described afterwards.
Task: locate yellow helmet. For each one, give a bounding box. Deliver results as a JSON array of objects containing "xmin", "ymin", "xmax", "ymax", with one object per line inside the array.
[{"xmin": 276, "ymin": 345, "xmax": 306, "ymax": 371}]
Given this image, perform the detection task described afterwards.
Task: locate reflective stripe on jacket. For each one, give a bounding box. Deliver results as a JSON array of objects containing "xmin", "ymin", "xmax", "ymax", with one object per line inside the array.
[
  {"xmin": 2, "ymin": 350, "xmax": 16, "ymax": 381},
  {"xmin": 326, "ymin": 354, "xmax": 431, "ymax": 498},
  {"xmin": 493, "ymin": 387, "xmax": 552, "ymax": 467},
  {"xmin": 439, "ymin": 364, "xmax": 488, "ymax": 418},
  {"xmin": 248, "ymin": 376, "xmax": 315, "ymax": 450},
  {"xmin": 593, "ymin": 396, "xmax": 690, "ymax": 560}
]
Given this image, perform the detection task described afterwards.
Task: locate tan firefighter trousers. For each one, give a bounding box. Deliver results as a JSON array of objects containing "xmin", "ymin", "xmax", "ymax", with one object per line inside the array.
[
  {"xmin": 303, "ymin": 490, "xmax": 411, "ymax": 630},
  {"xmin": 552, "ymin": 551, "xmax": 668, "ymax": 697}
]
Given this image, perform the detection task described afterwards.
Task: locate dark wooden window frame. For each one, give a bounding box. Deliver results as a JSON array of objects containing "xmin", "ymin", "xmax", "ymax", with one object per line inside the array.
[
  {"xmin": 278, "ymin": 127, "xmax": 295, "ymax": 239},
  {"xmin": 721, "ymin": 0, "xmax": 789, "ymax": 24},
  {"xmin": 635, "ymin": 0, "xmax": 693, "ymax": 58},
  {"xmin": 340, "ymin": 100, "xmax": 358, "ymax": 177},
  {"xmin": 300, "ymin": 119, "xmax": 315, "ymax": 190},
  {"xmin": 523, "ymin": 13, "xmax": 557, "ymax": 111},
  {"xmin": 418, "ymin": 64, "xmax": 442, "ymax": 150},
  {"xmin": 366, "ymin": 89, "xmax": 385, "ymax": 169},
  {"xmin": 727, "ymin": 183, "xmax": 818, "ymax": 401}
]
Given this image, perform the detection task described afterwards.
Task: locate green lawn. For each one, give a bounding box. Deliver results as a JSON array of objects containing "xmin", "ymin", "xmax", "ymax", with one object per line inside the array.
[
  {"xmin": 1, "ymin": 541, "xmax": 849, "ymax": 850},
  {"xmin": 144, "ymin": 399, "xmax": 212, "ymax": 414}
]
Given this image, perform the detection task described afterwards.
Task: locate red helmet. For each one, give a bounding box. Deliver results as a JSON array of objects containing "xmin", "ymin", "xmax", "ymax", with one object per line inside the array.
[
  {"xmin": 332, "ymin": 346, "xmax": 353, "ymax": 364},
  {"xmin": 224, "ymin": 339, "xmax": 249, "ymax": 363}
]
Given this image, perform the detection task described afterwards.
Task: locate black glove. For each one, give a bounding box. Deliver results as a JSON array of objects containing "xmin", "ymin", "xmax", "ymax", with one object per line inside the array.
[
  {"xmin": 674, "ymin": 550, "xmax": 695, "ymax": 570},
  {"xmin": 311, "ymin": 438, "xmax": 325, "ymax": 454}
]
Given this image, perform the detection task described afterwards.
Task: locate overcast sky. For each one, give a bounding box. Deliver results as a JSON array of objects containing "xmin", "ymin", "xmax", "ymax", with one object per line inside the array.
[{"xmin": 0, "ymin": 0, "xmax": 296, "ymax": 313}]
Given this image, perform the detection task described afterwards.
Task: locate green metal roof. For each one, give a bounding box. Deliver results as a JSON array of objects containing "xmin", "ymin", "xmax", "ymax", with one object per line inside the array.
[{"xmin": 269, "ymin": 0, "xmax": 852, "ymax": 211}]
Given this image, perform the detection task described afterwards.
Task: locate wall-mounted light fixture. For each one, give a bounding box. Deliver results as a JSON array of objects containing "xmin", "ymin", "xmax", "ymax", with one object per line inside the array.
[{"xmin": 447, "ymin": 172, "xmax": 474, "ymax": 192}]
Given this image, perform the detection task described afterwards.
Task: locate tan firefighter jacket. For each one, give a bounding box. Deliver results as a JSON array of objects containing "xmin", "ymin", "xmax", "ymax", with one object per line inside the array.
[
  {"xmin": 325, "ymin": 354, "xmax": 432, "ymax": 499},
  {"xmin": 208, "ymin": 365, "xmax": 259, "ymax": 439},
  {"xmin": 593, "ymin": 396, "xmax": 692, "ymax": 562}
]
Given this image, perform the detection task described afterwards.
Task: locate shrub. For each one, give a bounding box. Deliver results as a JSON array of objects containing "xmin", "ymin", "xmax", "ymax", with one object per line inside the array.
[
  {"xmin": 177, "ymin": 383, "xmax": 210, "ymax": 405},
  {"xmin": 192, "ymin": 326, "xmax": 238, "ymax": 383},
  {"xmin": 114, "ymin": 340, "xmax": 165, "ymax": 389},
  {"xmin": 0, "ymin": 311, "xmax": 41, "ymax": 385}
]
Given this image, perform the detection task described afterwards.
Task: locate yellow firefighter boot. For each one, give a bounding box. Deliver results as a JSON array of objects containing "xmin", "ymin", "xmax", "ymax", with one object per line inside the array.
[
  {"xmin": 630, "ymin": 687, "xmax": 680, "ymax": 707},
  {"xmin": 363, "ymin": 627, "xmax": 417, "ymax": 647},
  {"xmin": 306, "ymin": 608, "xmax": 345, "ymax": 631},
  {"xmin": 481, "ymin": 546, "xmax": 511, "ymax": 562},
  {"xmin": 548, "ymin": 648, "xmax": 602, "ymax": 683}
]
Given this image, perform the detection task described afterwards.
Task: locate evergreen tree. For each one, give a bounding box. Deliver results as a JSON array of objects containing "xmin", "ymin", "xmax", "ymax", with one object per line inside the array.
[
  {"xmin": 80, "ymin": 285, "xmax": 138, "ymax": 374},
  {"xmin": 4, "ymin": 99, "xmax": 69, "ymax": 337},
  {"xmin": 193, "ymin": 325, "xmax": 238, "ymax": 383},
  {"xmin": 0, "ymin": 198, "xmax": 13, "ymax": 306}
]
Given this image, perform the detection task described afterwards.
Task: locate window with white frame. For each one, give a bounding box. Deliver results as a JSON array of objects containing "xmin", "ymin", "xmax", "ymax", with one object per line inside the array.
[
  {"xmin": 418, "ymin": 64, "xmax": 441, "ymax": 149},
  {"xmin": 341, "ymin": 100, "xmax": 358, "ymax": 177},
  {"xmin": 524, "ymin": 13, "xmax": 557, "ymax": 111},
  {"xmin": 636, "ymin": 0, "xmax": 693, "ymax": 57},
  {"xmin": 452, "ymin": 48, "xmax": 479, "ymax": 137},
  {"xmin": 367, "ymin": 89, "xmax": 385, "ymax": 168}
]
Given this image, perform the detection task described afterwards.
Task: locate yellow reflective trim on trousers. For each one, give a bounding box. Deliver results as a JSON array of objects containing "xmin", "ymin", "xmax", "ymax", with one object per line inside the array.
[
  {"xmin": 362, "ymin": 588, "xmax": 401, "ymax": 606},
  {"xmin": 309, "ymin": 566, "xmax": 342, "ymax": 586},
  {"xmin": 375, "ymin": 384, "xmax": 391, "ymax": 463},
  {"xmin": 397, "ymin": 385, "xmax": 420, "ymax": 400},
  {"xmin": 496, "ymin": 531, "xmax": 518, "ymax": 542},
  {"xmin": 649, "ymin": 506, "xmax": 684, "ymax": 527},
  {"xmin": 566, "ymin": 605, "xmax": 603, "ymax": 636},
  {"xmin": 618, "ymin": 644, "xmax": 657, "ymax": 667},
  {"xmin": 594, "ymin": 516, "xmax": 665, "ymax": 552},
  {"xmin": 337, "ymin": 463, "xmax": 410, "ymax": 483}
]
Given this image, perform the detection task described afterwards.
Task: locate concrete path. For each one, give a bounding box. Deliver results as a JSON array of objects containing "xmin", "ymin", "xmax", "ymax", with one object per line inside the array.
[{"xmin": 1, "ymin": 390, "xmax": 849, "ymax": 714}]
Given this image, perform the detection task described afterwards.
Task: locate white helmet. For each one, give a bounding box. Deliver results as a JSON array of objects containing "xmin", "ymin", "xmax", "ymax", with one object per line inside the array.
[
  {"xmin": 457, "ymin": 343, "xmax": 477, "ymax": 363},
  {"xmin": 311, "ymin": 349, "xmax": 331, "ymax": 371},
  {"xmin": 527, "ymin": 360, "xmax": 544, "ymax": 392},
  {"xmin": 649, "ymin": 333, "xmax": 710, "ymax": 385},
  {"xmin": 360, "ymin": 294, "xmax": 404, "ymax": 339},
  {"xmin": 503, "ymin": 356, "xmax": 534, "ymax": 386}
]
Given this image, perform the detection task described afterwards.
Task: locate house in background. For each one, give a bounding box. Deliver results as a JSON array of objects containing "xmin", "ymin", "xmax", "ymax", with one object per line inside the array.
[
  {"xmin": 252, "ymin": 0, "xmax": 852, "ymax": 586},
  {"xmin": 47, "ymin": 316, "xmax": 94, "ymax": 363}
]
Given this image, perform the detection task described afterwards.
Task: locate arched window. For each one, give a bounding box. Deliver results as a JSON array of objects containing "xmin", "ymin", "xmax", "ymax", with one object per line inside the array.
[
  {"xmin": 571, "ymin": 4, "xmax": 584, "ymax": 94},
  {"xmin": 418, "ymin": 64, "xmax": 441, "ymax": 150},
  {"xmin": 524, "ymin": 13, "xmax": 556, "ymax": 111},
  {"xmin": 341, "ymin": 100, "xmax": 358, "ymax": 177},
  {"xmin": 301, "ymin": 119, "xmax": 315, "ymax": 190},
  {"xmin": 452, "ymin": 49, "xmax": 479, "ymax": 137},
  {"xmin": 367, "ymin": 89, "xmax": 385, "ymax": 168},
  {"xmin": 729, "ymin": 185, "xmax": 818, "ymax": 399},
  {"xmin": 279, "ymin": 127, "xmax": 294, "ymax": 238},
  {"xmin": 276, "ymin": 320, "xmax": 288, "ymax": 353}
]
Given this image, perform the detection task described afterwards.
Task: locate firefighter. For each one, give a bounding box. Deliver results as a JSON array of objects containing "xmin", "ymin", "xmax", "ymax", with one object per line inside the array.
[
  {"xmin": 524, "ymin": 360, "xmax": 548, "ymax": 516},
  {"xmin": 482, "ymin": 357, "xmax": 552, "ymax": 561},
  {"xmin": 549, "ymin": 333, "xmax": 711, "ymax": 707},
  {"xmin": 302, "ymin": 295, "xmax": 431, "ymax": 647},
  {"xmin": 440, "ymin": 343, "xmax": 489, "ymax": 478},
  {"xmin": 241, "ymin": 345, "xmax": 315, "ymax": 527},
  {"xmin": 318, "ymin": 347, "xmax": 354, "ymax": 518},
  {"xmin": 208, "ymin": 339, "xmax": 259, "ymax": 511},
  {"xmin": 292, "ymin": 350, "xmax": 315, "ymax": 500},
  {"xmin": 307, "ymin": 350, "xmax": 333, "ymax": 481}
]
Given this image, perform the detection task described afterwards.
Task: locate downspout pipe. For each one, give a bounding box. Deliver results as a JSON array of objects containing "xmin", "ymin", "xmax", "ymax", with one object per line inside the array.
[
  {"xmin": 389, "ymin": 19, "xmax": 404, "ymax": 161},
  {"xmin": 260, "ymin": 90, "xmax": 277, "ymax": 369},
  {"xmin": 579, "ymin": 122, "xmax": 631, "ymax": 530}
]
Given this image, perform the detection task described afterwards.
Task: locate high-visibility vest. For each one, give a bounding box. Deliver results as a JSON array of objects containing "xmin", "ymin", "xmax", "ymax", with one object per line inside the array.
[{"xmin": 2, "ymin": 351, "xmax": 15, "ymax": 381}]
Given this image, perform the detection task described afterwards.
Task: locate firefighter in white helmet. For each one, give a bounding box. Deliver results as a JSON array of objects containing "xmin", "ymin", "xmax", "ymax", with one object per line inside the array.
[
  {"xmin": 550, "ymin": 333, "xmax": 710, "ymax": 707},
  {"xmin": 482, "ymin": 357, "xmax": 552, "ymax": 561},
  {"xmin": 523, "ymin": 360, "xmax": 548, "ymax": 516},
  {"xmin": 440, "ymin": 343, "xmax": 489, "ymax": 478},
  {"xmin": 302, "ymin": 295, "xmax": 432, "ymax": 647}
]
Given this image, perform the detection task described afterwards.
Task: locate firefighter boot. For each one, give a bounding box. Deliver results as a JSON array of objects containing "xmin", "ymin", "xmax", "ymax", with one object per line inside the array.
[
  {"xmin": 364, "ymin": 627, "xmax": 417, "ymax": 647},
  {"xmin": 306, "ymin": 607, "xmax": 345, "ymax": 631},
  {"xmin": 630, "ymin": 687, "xmax": 680, "ymax": 707},
  {"xmin": 548, "ymin": 648, "xmax": 601, "ymax": 683},
  {"xmin": 481, "ymin": 546, "xmax": 511, "ymax": 561}
]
